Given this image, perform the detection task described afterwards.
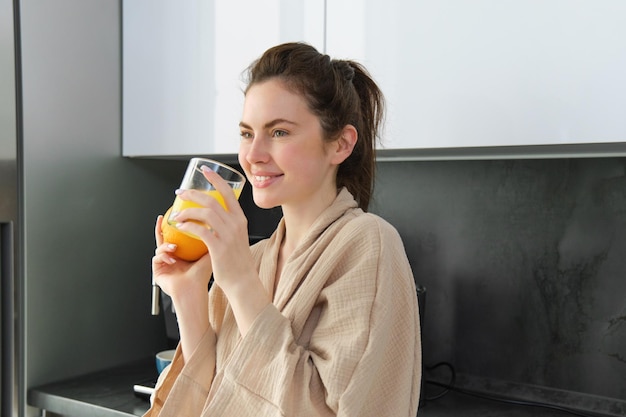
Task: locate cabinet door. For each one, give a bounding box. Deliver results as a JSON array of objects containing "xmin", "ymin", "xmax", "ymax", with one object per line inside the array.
[
  {"xmin": 123, "ymin": 0, "xmax": 324, "ymax": 157},
  {"xmin": 327, "ymin": 1, "xmax": 626, "ymax": 151},
  {"xmin": 211, "ymin": 0, "xmax": 324, "ymax": 155}
]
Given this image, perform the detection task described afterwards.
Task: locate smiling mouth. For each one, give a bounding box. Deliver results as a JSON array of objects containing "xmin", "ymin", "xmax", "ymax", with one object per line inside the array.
[{"xmin": 252, "ymin": 173, "xmax": 283, "ymax": 187}]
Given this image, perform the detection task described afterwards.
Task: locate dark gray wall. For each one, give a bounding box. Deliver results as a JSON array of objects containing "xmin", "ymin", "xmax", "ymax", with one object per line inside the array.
[
  {"xmin": 371, "ymin": 158, "xmax": 626, "ymax": 401},
  {"xmin": 19, "ymin": 1, "xmax": 176, "ymax": 407}
]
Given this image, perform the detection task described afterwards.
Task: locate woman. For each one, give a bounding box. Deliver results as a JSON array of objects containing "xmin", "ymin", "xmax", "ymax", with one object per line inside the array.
[{"xmin": 147, "ymin": 42, "xmax": 421, "ymax": 417}]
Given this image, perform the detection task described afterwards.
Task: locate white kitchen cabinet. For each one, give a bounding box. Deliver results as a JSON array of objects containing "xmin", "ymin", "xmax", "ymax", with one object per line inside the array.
[
  {"xmin": 326, "ymin": 0, "xmax": 626, "ymax": 152},
  {"xmin": 123, "ymin": 0, "xmax": 324, "ymax": 157}
]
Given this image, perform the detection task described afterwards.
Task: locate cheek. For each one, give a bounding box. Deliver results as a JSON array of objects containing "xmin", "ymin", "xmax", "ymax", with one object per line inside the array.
[
  {"xmin": 281, "ymin": 139, "xmax": 325, "ymax": 164},
  {"xmin": 275, "ymin": 145, "xmax": 315, "ymax": 178},
  {"xmin": 284, "ymin": 152, "xmax": 327, "ymax": 185}
]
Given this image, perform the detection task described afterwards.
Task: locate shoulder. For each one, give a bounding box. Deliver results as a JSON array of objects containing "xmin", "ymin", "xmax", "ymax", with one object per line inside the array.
[
  {"xmin": 322, "ymin": 210, "xmax": 407, "ymax": 264},
  {"xmin": 338, "ymin": 210, "xmax": 404, "ymax": 245}
]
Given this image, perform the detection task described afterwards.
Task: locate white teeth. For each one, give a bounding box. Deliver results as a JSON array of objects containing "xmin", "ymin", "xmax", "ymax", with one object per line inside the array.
[{"xmin": 254, "ymin": 176, "xmax": 271, "ymax": 181}]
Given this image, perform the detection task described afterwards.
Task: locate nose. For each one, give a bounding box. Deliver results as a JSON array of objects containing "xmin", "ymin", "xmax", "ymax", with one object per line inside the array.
[{"xmin": 241, "ymin": 134, "xmax": 270, "ymax": 165}]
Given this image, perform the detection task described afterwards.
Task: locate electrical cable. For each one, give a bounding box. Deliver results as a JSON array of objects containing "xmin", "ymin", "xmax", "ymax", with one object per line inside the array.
[
  {"xmin": 421, "ymin": 362, "xmax": 602, "ymax": 417},
  {"xmin": 422, "ymin": 362, "xmax": 456, "ymax": 401}
]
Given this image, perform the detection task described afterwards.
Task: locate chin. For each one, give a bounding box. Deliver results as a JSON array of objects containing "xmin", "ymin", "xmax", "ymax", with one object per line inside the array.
[{"xmin": 252, "ymin": 193, "xmax": 279, "ymax": 210}]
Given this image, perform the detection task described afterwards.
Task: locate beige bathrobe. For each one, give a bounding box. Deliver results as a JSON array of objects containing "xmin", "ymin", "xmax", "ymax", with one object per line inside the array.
[{"xmin": 145, "ymin": 188, "xmax": 422, "ymax": 417}]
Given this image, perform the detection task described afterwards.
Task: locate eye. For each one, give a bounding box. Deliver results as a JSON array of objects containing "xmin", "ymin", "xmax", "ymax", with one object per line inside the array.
[
  {"xmin": 272, "ymin": 129, "xmax": 288, "ymax": 138},
  {"xmin": 240, "ymin": 130, "xmax": 253, "ymax": 140}
]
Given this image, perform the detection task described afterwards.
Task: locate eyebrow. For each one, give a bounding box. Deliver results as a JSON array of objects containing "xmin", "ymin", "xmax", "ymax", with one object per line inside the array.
[{"xmin": 239, "ymin": 118, "xmax": 298, "ymax": 130}]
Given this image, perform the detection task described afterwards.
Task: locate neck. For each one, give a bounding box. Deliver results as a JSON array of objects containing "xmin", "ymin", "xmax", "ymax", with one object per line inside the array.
[{"xmin": 280, "ymin": 187, "xmax": 338, "ymax": 252}]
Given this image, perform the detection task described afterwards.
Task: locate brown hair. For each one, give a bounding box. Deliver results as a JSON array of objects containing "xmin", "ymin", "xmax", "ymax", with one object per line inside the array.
[{"xmin": 243, "ymin": 42, "xmax": 385, "ymax": 211}]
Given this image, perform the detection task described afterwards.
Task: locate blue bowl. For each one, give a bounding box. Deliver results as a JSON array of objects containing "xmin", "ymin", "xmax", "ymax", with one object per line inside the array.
[{"xmin": 156, "ymin": 349, "xmax": 176, "ymax": 374}]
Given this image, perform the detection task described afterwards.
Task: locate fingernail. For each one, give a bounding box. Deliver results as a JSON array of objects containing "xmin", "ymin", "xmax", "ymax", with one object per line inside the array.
[
  {"xmin": 174, "ymin": 189, "xmax": 183, "ymax": 195},
  {"xmin": 168, "ymin": 257, "xmax": 177, "ymax": 264},
  {"xmin": 170, "ymin": 211, "xmax": 179, "ymax": 219},
  {"xmin": 167, "ymin": 244, "xmax": 176, "ymax": 250}
]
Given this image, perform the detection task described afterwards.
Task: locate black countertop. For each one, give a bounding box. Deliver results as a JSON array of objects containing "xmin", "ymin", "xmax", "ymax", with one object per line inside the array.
[
  {"xmin": 28, "ymin": 358, "xmax": 155, "ymax": 417},
  {"xmin": 419, "ymin": 389, "xmax": 610, "ymax": 417},
  {"xmin": 28, "ymin": 359, "xmax": 613, "ymax": 417}
]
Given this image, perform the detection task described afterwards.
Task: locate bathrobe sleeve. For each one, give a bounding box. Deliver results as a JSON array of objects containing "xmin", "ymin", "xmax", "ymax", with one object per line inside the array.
[{"xmin": 143, "ymin": 326, "xmax": 217, "ymax": 417}]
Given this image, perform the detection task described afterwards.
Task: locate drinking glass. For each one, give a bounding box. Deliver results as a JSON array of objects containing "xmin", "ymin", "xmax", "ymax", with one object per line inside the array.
[{"xmin": 167, "ymin": 157, "xmax": 246, "ymax": 236}]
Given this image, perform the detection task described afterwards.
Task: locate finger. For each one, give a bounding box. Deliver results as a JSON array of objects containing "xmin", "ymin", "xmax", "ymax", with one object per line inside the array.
[
  {"xmin": 152, "ymin": 252, "xmax": 176, "ymax": 265},
  {"xmin": 175, "ymin": 220, "xmax": 218, "ymax": 242},
  {"xmin": 202, "ymin": 167, "xmax": 244, "ymax": 213},
  {"xmin": 155, "ymin": 215, "xmax": 164, "ymax": 246},
  {"xmin": 172, "ymin": 204, "xmax": 222, "ymax": 226},
  {"xmin": 155, "ymin": 242, "xmax": 177, "ymax": 255},
  {"xmin": 171, "ymin": 190, "xmax": 221, "ymax": 220}
]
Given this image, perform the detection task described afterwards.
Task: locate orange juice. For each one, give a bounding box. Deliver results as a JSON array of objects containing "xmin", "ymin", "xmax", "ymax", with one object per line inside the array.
[{"xmin": 168, "ymin": 188, "xmax": 243, "ymax": 238}]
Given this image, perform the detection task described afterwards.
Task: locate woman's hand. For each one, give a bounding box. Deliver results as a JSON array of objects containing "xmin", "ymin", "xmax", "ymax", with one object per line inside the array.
[
  {"xmin": 152, "ymin": 214, "xmax": 213, "ymax": 300},
  {"xmin": 171, "ymin": 167, "xmax": 254, "ymax": 290},
  {"xmin": 171, "ymin": 168, "xmax": 271, "ymax": 336},
  {"xmin": 152, "ymin": 214, "xmax": 213, "ymax": 360}
]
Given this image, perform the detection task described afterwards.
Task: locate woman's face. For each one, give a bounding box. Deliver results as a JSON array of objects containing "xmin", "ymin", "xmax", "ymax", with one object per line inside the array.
[{"xmin": 238, "ymin": 79, "xmax": 340, "ymax": 211}]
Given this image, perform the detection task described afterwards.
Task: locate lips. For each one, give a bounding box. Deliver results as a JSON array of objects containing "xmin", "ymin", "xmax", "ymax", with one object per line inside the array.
[{"xmin": 250, "ymin": 172, "xmax": 283, "ymax": 188}]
